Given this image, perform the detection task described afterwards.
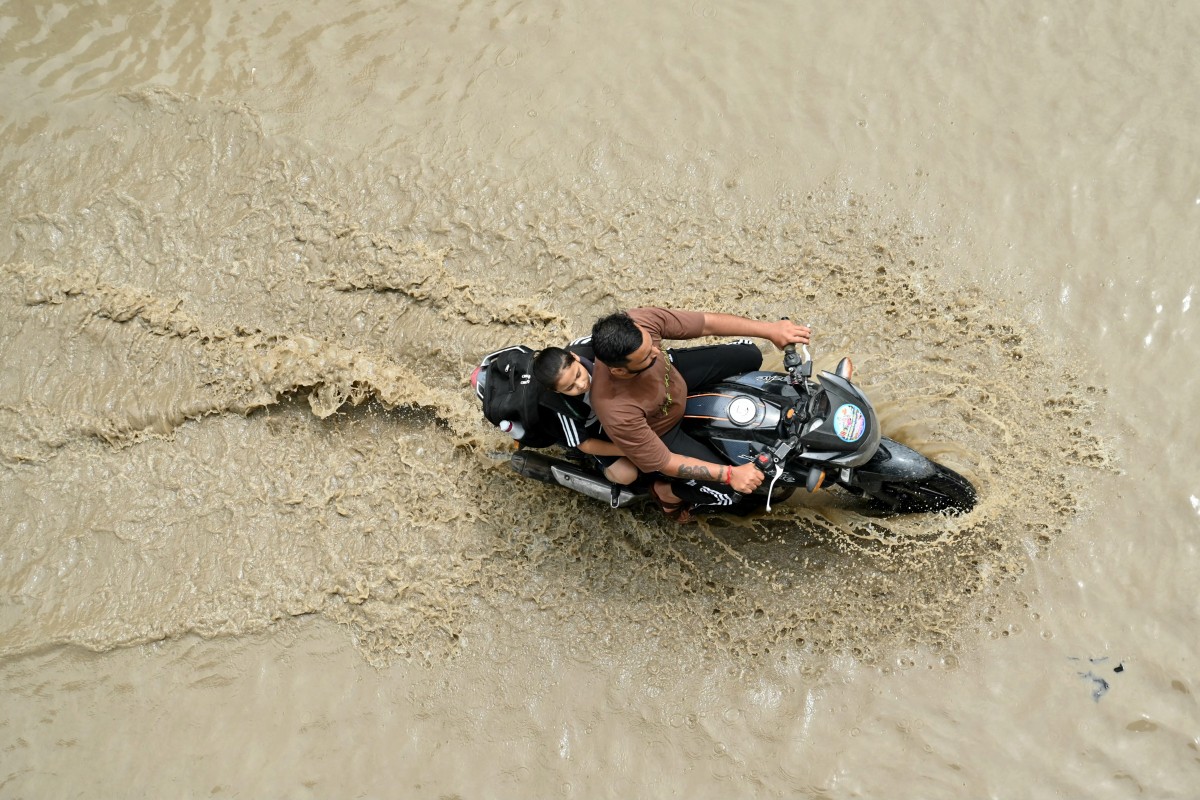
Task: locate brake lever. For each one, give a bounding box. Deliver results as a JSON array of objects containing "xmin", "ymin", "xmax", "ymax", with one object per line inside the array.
[{"xmin": 750, "ymin": 438, "xmax": 798, "ymax": 512}]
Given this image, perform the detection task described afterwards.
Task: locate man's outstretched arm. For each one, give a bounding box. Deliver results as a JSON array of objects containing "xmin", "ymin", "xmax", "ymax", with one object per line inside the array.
[
  {"xmin": 699, "ymin": 313, "xmax": 811, "ymax": 349},
  {"xmin": 599, "ymin": 414, "xmax": 766, "ymax": 494},
  {"xmin": 662, "ymin": 453, "xmax": 764, "ymax": 494}
]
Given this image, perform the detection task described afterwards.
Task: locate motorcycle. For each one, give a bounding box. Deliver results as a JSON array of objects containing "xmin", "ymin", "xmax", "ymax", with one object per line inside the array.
[{"xmin": 469, "ymin": 337, "xmax": 977, "ymax": 516}]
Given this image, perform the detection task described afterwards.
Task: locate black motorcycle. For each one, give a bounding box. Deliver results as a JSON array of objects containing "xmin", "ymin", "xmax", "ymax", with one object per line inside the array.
[{"xmin": 470, "ymin": 339, "xmax": 976, "ymax": 516}]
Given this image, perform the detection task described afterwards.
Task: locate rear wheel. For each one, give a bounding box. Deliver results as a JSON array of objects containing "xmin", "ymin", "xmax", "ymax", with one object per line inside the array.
[{"xmin": 864, "ymin": 462, "xmax": 976, "ymax": 515}]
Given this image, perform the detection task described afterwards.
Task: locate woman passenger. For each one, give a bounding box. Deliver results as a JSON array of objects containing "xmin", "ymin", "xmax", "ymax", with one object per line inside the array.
[{"xmin": 532, "ymin": 347, "xmax": 638, "ymax": 486}]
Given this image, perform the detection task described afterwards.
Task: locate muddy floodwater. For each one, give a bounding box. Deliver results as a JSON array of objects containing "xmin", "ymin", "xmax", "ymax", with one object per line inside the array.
[{"xmin": 1, "ymin": 2, "xmax": 1197, "ymax": 797}]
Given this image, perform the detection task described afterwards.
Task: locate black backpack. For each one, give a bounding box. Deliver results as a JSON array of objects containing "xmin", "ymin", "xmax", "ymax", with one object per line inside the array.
[{"xmin": 475, "ymin": 345, "xmax": 558, "ymax": 448}]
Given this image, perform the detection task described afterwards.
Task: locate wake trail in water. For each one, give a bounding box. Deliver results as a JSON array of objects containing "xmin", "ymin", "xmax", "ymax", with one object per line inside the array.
[{"xmin": 0, "ymin": 90, "xmax": 1114, "ymax": 672}]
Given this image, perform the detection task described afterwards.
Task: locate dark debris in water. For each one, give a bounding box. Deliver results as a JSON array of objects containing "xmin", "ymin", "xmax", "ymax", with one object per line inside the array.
[{"xmin": 1069, "ymin": 656, "xmax": 1126, "ymax": 702}]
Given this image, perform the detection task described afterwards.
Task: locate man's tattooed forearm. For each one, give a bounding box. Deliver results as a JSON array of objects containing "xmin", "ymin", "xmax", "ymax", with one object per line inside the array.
[{"xmin": 677, "ymin": 464, "xmax": 718, "ymax": 481}]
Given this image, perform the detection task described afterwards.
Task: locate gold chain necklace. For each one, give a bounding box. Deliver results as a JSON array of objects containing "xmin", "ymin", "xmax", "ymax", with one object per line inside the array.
[{"xmin": 659, "ymin": 362, "xmax": 673, "ymax": 417}]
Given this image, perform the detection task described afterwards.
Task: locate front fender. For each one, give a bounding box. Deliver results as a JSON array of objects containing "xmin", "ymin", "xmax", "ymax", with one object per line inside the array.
[{"xmin": 852, "ymin": 437, "xmax": 938, "ymax": 483}]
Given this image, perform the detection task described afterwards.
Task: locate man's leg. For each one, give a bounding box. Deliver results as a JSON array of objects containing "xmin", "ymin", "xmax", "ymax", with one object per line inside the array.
[
  {"xmin": 658, "ymin": 425, "xmax": 742, "ymax": 511},
  {"xmin": 654, "ymin": 342, "xmax": 762, "ymax": 514},
  {"xmin": 668, "ymin": 341, "xmax": 762, "ymax": 392}
]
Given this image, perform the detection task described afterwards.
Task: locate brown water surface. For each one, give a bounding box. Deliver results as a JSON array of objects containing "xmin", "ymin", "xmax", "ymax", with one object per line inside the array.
[{"xmin": 1, "ymin": 1, "xmax": 1197, "ymax": 797}]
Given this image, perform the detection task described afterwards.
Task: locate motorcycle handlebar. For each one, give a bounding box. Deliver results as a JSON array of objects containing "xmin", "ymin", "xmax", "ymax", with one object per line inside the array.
[{"xmin": 781, "ymin": 316, "xmax": 808, "ymax": 370}]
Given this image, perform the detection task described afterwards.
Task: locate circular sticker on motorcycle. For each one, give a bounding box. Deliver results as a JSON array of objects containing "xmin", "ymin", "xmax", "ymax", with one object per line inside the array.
[{"xmin": 834, "ymin": 403, "xmax": 866, "ymax": 442}]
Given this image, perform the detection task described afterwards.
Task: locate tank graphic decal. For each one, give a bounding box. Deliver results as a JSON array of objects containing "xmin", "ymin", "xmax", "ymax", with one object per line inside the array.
[{"xmin": 834, "ymin": 403, "xmax": 866, "ymax": 442}]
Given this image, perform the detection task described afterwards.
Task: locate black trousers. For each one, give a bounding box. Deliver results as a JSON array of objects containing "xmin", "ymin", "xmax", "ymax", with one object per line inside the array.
[{"xmin": 660, "ymin": 342, "xmax": 762, "ymax": 509}]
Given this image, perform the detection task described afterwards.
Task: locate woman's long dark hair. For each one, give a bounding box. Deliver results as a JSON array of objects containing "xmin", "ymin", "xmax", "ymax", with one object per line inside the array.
[{"xmin": 532, "ymin": 347, "xmax": 573, "ymax": 390}]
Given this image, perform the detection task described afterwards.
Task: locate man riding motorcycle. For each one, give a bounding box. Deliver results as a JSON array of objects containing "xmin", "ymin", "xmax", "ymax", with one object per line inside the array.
[{"xmin": 588, "ymin": 308, "xmax": 810, "ymax": 520}]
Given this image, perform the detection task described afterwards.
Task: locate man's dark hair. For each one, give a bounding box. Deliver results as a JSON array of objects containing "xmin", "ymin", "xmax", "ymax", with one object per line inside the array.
[
  {"xmin": 591, "ymin": 312, "xmax": 643, "ymax": 366},
  {"xmin": 532, "ymin": 347, "xmax": 572, "ymax": 390}
]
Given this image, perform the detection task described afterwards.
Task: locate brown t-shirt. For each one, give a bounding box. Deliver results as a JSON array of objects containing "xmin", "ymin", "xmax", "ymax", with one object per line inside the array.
[{"xmin": 591, "ymin": 307, "xmax": 705, "ymax": 473}]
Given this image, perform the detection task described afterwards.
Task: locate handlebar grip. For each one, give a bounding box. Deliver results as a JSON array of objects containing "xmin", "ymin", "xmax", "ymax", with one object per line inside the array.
[{"xmin": 781, "ymin": 315, "xmax": 797, "ymax": 356}]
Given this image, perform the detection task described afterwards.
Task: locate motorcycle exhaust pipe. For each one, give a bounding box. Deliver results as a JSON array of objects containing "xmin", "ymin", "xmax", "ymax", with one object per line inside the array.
[{"xmin": 510, "ymin": 450, "xmax": 644, "ymax": 508}]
